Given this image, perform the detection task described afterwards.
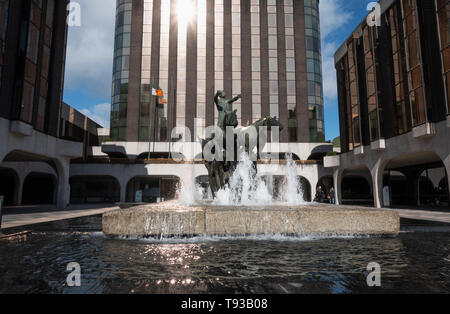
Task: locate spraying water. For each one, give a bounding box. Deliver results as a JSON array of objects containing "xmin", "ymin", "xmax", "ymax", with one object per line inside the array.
[
  {"xmin": 178, "ymin": 152, "xmax": 309, "ymax": 206},
  {"xmin": 281, "ymin": 154, "xmax": 306, "ymax": 205}
]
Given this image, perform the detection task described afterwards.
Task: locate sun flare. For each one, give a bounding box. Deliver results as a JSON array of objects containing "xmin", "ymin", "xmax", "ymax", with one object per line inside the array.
[{"xmin": 177, "ymin": 0, "xmax": 196, "ymax": 25}]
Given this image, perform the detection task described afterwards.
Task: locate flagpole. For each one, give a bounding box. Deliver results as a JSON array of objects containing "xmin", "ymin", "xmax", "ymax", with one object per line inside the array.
[
  {"xmin": 169, "ymin": 77, "xmax": 172, "ymax": 157},
  {"xmin": 153, "ymin": 91, "xmax": 158, "ymax": 155},
  {"xmin": 148, "ymin": 80, "xmax": 153, "ymax": 160}
]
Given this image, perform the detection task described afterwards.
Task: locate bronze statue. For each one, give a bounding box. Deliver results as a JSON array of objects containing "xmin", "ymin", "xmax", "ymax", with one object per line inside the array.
[
  {"xmin": 201, "ymin": 91, "xmax": 283, "ymax": 198},
  {"xmin": 215, "ymin": 90, "xmax": 241, "ymax": 130}
]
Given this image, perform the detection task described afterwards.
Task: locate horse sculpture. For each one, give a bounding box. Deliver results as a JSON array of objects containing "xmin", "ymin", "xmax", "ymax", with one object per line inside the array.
[{"xmin": 200, "ymin": 92, "xmax": 283, "ymax": 197}]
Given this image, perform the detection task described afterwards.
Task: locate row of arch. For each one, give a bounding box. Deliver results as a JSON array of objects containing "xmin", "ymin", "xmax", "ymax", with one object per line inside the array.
[
  {"xmin": 69, "ymin": 175, "xmax": 179, "ymax": 204},
  {"xmin": 100, "ymin": 142, "xmax": 333, "ymax": 162},
  {"xmin": 0, "ymin": 148, "xmax": 72, "ymax": 209},
  {"xmin": 2, "ymin": 165, "xmax": 446, "ymax": 207},
  {"xmin": 68, "ymin": 174, "xmax": 314, "ymax": 204},
  {"xmin": 330, "ymin": 151, "xmax": 450, "ymax": 208},
  {"xmin": 0, "ymin": 168, "xmax": 56, "ymax": 206}
]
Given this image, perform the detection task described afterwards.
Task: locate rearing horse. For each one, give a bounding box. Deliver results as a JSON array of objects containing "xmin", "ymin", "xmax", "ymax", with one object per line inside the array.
[{"xmin": 237, "ymin": 116, "xmax": 284, "ymax": 159}]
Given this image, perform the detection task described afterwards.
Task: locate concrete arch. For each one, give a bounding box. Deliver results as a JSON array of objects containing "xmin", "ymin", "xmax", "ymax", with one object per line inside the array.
[
  {"xmin": 0, "ymin": 152, "xmax": 6, "ymax": 164},
  {"xmin": 371, "ymin": 158, "xmax": 390, "ymax": 208},
  {"xmin": 69, "ymin": 162, "xmax": 208, "ymax": 203},
  {"xmin": 125, "ymin": 175, "xmax": 180, "ymax": 203},
  {"xmin": 317, "ymin": 175, "xmax": 333, "ymax": 188},
  {"xmin": 258, "ymin": 174, "xmax": 312, "ymax": 203},
  {"xmin": 22, "ymin": 172, "xmax": 57, "ymax": 205},
  {"xmin": 69, "ymin": 175, "xmax": 121, "ymax": 204},
  {"xmin": 99, "ymin": 142, "xmax": 202, "ymax": 161},
  {"xmin": 0, "ymin": 162, "xmax": 60, "ymax": 206},
  {"xmin": 439, "ymin": 177, "xmax": 448, "ymax": 189},
  {"xmin": 307, "ymin": 144, "xmax": 334, "ymax": 161},
  {"xmin": 2, "ymin": 150, "xmax": 71, "ymax": 209},
  {"xmin": 0, "ymin": 167, "xmax": 20, "ymax": 206},
  {"xmin": 374, "ymin": 151, "xmax": 448, "ymax": 208},
  {"xmin": 444, "ymin": 155, "xmax": 450, "ymax": 204},
  {"xmin": 317, "ymin": 176, "xmax": 334, "ymax": 199},
  {"xmin": 48, "ymin": 157, "xmax": 70, "ymax": 209},
  {"xmin": 299, "ymin": 176, "xmax": 312, "ymax": 202},
  {"xmin": 333, "ymin": 168, "xmax": 345, "ymax": 205},
  {"xmin": 340, "ymin": 166, "xmax": 374, "ymax": 206}
]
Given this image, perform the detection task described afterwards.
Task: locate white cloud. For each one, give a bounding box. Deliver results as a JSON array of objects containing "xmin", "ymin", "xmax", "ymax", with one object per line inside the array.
[
  {"xmin": 80, "ymin": 103, "xmax": 111, "ymax": 128},
  {"xmin": 320, "ymin": 0, "xmax": 352, "ymax": 39},
  {"xmin": 319, "ymin": 0, "xmax": 352, "ymax": 103},
  {"xmin": 321, "ymin": 41, "xmax": 340, "ymax": 102},
  {"xmin": 64, "ymin": 0, "xmax": 116, "ymax": 99}
]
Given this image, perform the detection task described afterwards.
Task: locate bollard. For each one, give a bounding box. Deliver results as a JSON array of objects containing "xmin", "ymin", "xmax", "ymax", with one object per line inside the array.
[{"xmin": 0, "ymin": 195, "xmax": 3, "ymax": 234}]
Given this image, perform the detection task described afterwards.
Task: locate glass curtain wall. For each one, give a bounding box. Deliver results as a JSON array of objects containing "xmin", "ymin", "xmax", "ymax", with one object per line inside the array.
[
  {"xmin": 304, "ymin": 0, "xmax": 324, "ymax": 142},
  {"xmin": 111, "ymin": 0, "xmax": 132, "ymax": 141}
]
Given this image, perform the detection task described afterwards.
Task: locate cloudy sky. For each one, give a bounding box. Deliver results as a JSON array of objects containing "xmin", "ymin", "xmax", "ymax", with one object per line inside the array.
[{"xmin": 63, "ymin": 0, "xmax": 370, "ymax": 139}]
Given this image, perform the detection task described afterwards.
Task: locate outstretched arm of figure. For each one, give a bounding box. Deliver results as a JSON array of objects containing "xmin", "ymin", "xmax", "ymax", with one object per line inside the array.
[
  {"xmin": 228, "ymin": 94, "xmax": 242, "ymax": 104},
  {"xmin": 214, "ymin": 92, "xmax": 221, "ymax": 110}
]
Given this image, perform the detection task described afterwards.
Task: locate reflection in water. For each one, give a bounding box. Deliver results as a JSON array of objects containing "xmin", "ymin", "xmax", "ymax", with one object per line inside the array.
[{"xmin": 0, "ymin": 216, "xmax": 449, "ymax": 294}]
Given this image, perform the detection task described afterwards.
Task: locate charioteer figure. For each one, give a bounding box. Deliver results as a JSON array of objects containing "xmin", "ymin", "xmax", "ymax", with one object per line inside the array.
[{"xmin": 214, "ymin": 90, "xmax": 241, "ymax": 130}]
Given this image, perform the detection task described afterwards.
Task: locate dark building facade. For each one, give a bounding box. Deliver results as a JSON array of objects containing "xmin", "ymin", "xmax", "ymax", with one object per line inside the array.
[
  {"xmin": 328, "ymin": 0, "xmax": 449, "ymax": 208},
  {"xmin": 335, "ymin": 0, "xmax": 449, "ymax": 154},
  {"xmin": 0, "ymin": 1, "xmax": 104, "ymax": 208},
  {"xmin": 0, "ymin": 0, "xmax": 69, "ymax": 137},
  {"xmin": 110, "ymin": 0, "xmax": 324, "ymax": 143}
]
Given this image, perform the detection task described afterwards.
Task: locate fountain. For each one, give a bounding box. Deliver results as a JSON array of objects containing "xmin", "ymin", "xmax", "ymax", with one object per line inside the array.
[{"xmin": 102, "ymin": 92, "xmax": 400, "ymax": 238}]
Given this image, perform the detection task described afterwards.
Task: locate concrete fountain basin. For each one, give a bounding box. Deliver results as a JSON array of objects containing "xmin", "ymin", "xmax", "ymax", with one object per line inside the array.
[{"xmin": 102, "ymin": 201, "xmax": 400, "ymax": 237}]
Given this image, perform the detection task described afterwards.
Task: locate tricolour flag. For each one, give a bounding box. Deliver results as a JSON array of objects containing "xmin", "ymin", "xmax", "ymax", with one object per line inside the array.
[{"xmin": 152, "ymin": 87, "xmax": 164, "ymax": 97}]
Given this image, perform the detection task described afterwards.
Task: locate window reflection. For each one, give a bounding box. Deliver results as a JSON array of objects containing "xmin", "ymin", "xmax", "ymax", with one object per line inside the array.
[{"xmin": 436, "ymin": 0, "xmax": 450, "ymax": 113}]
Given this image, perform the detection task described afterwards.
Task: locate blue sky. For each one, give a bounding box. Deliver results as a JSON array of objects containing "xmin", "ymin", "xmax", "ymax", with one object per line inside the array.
[{"xmin": 63, "ymin": 0, "xmax": 371, "ymax": 141}]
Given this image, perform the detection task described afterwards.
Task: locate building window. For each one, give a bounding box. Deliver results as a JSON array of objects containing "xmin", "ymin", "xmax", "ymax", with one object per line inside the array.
[
  {"xmin": 340, "ymin": 54, "xmax": 354, "ymax": 151},
  {"xmin": 111, "ymin": 0, "xmax": 132, "ymax": 141},
  {"xmin": 389, "ymin": 4, "xmax": 410, "ymax": 135},
  {"xmin": 401, "ymin": 0, "xmax": 426, "ymax": 126},
  {"xmin": 363, "ymin": 25, "xmax": 381, "ymax": 141},
  {"xmin": 304, "ymin": 0, "xmax": 324, "ymax": 142},
  {"xmin": 436, "ymin": 0, "xmax": 450, "ymax": 114},
  {"xmin": 347, "ymin": 41, "xmax": 361, "ymax": 148}
]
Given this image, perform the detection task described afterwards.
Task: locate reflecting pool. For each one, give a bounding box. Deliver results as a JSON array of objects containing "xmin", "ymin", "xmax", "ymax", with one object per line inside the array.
[{"xmin": 0, "ymin": 216, "xmax": 449, "ymax": 294}]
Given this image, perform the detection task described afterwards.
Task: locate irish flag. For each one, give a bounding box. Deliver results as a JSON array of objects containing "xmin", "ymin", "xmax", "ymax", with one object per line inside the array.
[{"xmin": 152, "ymin": 87, "xmax": 163, "ymax": 97}]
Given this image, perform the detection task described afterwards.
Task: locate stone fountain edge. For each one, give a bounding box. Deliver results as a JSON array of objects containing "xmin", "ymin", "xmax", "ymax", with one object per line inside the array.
[{"xmin": 102, "ymin": 202, "xmax": 400, "ymax": 237}]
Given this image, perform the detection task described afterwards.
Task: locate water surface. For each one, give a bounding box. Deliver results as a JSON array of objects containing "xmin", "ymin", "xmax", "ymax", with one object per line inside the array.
[{"xmin": 0, "ymin": 216, "xmax": 449, "ymax": 294}]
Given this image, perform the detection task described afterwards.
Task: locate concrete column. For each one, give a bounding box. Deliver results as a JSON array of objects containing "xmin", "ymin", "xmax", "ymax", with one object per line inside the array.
[
  {"xmin": 15, "ymin": 177, "xmax": 23, "ymax": 206},
  {"xmin": 120, "ymin": 180, "xmax": 127, "ymax": 203},
  {"xmin": 55, "ymin": 159, "xmax": 70, "ymax": 209},
  {"xmin": 371, "ymin": 160, "xmax": 386, "ymax": 209},
  {"xmin": 333, "ymin": 168, "xmax": 344, "ymax": 205},
  {"xmin": 411, "ymin": 171, "xmax": 422, "ymax": 206},
  {"xmin": 444, "ymin": 156, "xmax": 450, "ymax": 202},
  {"xmin": 309, "ymin": 177, "xmax": 319, "ymax": 203}
]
